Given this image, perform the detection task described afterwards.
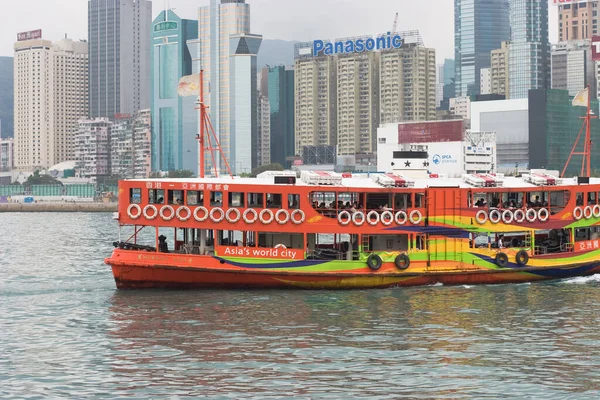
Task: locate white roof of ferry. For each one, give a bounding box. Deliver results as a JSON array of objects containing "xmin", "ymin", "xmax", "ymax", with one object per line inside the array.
[{"xmin": 127, "ymin": 173, "xmax": 599, "ymax": 190}]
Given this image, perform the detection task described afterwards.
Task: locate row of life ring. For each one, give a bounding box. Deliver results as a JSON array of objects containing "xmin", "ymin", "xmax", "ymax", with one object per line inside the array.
[
  {"xmin": 338, "ymin": 210, "xmax": 422, "ymax": 226},
  {"xmin": 126, "ymin": 204, "xmax": 306, "ymax": 225},
  {"xmin": 573, "ymin": 205, "xmax": 600, "ymax": 220},
  {"xmin": 475, "ymin": 208, "xmax": 549, "ymax": 224}
]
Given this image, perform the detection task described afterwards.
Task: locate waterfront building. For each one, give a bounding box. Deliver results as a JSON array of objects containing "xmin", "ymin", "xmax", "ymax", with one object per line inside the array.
[
  {"xmin": 449, "ymin": 96, "xmax": 471, "ymax": 120},
  {"xmin": 197, "ymin": 0, "xmax": 262, "ymax": 175},
  {"xmin": 150, "ymin": 9, "xmax": 198, "ymax": 173},
  {"xmin": 110, "ymin": 115, "xmax": 133, "ymax": 177},
  {"xmin": 133, "ymin": 109, "xmax": 152, "ymax": 179},
  {"xmin": 14, "ymin": 38, "xmax": 88, "ymax": 171},
  {"xmin": 557, "ymin": 1, "xmax": 598, "ymax": 41},
  {"xmin": 0, "ymin": 137, "xmax": 13, "ymax": 172},
  {"xmin": 490, "ymin": 41, "xmax": 510, "ymax": 98},
  {"xmin": 75, "ymin": 118, "xmax": 111, "ymax": 180},
  {"xmin": 551, "ymin": 40, "xmax": 596, "ymax": 97},
  {"xmin": 266, "ymin": 65, "xmax": 295, "ymax": 167},
  {"xmin": 380, "ymin": 36, "xmax": 437, "ymax": 123},
  {"xmin": 88, "ymin": 0, "xmax": 152, "ymax": 118},
  {"xmin": 454, "ymin": 0, "xmax": 510, "ymax": 97},
  {"xmin": 509, "ymin": 0, "xmax": 550, "ymax": 99},
  {"xmin": 337, "ymin": 49, "xmax": 379, "ymax": 157},
  {"xmin": 257, "ymin": 94, "xmax": 270, "ymax": 167}
]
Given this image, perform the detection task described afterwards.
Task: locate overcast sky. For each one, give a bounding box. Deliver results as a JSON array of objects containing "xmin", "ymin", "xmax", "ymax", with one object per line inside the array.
[{"xmin": 1, "ymin": 0, "xmax": 559, "ymax": 62}]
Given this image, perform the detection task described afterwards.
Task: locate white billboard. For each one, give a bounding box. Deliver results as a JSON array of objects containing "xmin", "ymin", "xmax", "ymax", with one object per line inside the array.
[{"xmin": 426, "ymin": 142, "xmax": 463, "ymax": 177}]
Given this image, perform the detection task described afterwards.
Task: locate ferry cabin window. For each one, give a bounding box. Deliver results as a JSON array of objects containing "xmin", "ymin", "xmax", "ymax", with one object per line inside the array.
[
  {"xmin": 210, "ymin": 191, "xmax": 223, "ymax": 206},
  {"xmin": 187, "ymin": 190, "xmax": 204, "ymax": 206},
  {"xmin": 130, "ymin": 188, "xmax": 142, "ymax": 204},
  {"xmin": 550, "ymin": 190, "xmax": 568, "ymax": 214},
  {"xmin": 228, "ymin": 192, "xmax": 245, "ymax": 208},
  {"xmin": 576, "ymin": 192, "xmax": 584, "ymax": 206},
  {"xmin": 248, "ymin": 193, "xmax": 264, "ymax": 208},
  {"xmin": 588, "ymin": 192, "xmax": 597, "ymax": 205},
  {"xmin": 168, "ymin": 190, "xmax": 184, "ymax": 205},
  {"xmin": 266, "ymin": 193, "xmax": 282, "ymax": 208},
  {"xmin": 473, "ymin": 193, "xmax": 488, "ymax": 208},
  {"xmin": 310, "ymin": 192, "xmax": 336, "ymax": 211},
  {"xmin": 415, "ymin": 193, "xmax": 425, "ymax": 208},
  {"xmin": 288, "ymin": 194, "xmax": 300, "ymax": 209},
  {"xmin": 394, "ymin": 193, "xmax": 412, "ymax": 210},
  {"xmin": 527, "ymin": 192, "xmax": 547, "ymax": 208},
  {"xmin": 149, "ymin": 189, "xmax": 165, "ymax": 204}
]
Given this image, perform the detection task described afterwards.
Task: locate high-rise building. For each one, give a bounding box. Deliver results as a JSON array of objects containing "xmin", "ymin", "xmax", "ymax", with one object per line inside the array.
[
  {"xmin": 151, "ymin": 9, "xmax": 198, "ymax": 173},
  {"xmin": 436, "ymin": 64, "xmax": 445, "ymax": 107},
  {"xmin": 557, "ymin": 1, "xmax": 598, "ymax": 41},
  {"xmin": 197, "ymin": 0, "xmax": 262, "ymax": 174},
  {"xmin": 337, "ymin": 51, "xmax": 379, "ymax": 156},
  {"xmin": 380, "ymin": 39, "xmax": 437, "ymax": 123},
  {"xmin": 88, "ymin": 0, "xmax": 152, "ymax": 118},
  {"xmin": 14, "ymin": 38, "xmax": 88, "ymax": 171},
  {"xmin": 490, "ymin": 41, "xmax": 510, "ymax": 97},
  {"xmin": 133, "ymin": 109, "xmax": 152, "ymax": 179},
  {"xmin": 0, "ymin": 137, "xmax": 13, "ymax": 172},
  {"xmin": 454, "ymin": 0, "xmax": 510, "ymax": 97},
  {"xmin": 509, "ymin": 0, "xmax": 550, "ymax": 99},
  {"xmin": 257, "ymin": 94, "xmax": 271, "ymax": 166},
  {"xmin": 294, "ymin": 46, "xmax": 336, "ymax": 157},
  {"xmin": 110, "ymin": 115, "xmax": 133, "ymax": 177},
  {"xmin": 75, "ymin": 118, "xmax": 111, "ymax": 180},
  {"xmin": 265, "ymin": 65, "xmax": 295, "ymax": 167},
  {"xmin": 551, "ymin": 40, "xmax": 596, "ymax": 97}
]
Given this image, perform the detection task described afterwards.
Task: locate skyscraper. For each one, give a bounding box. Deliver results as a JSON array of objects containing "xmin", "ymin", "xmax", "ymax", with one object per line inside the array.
[
  {"xmin": 557, "ymin": 1, "xmax": 598, "ymax": 41},
  {"xmin": 509, "ymin": 0, "xmax": 550, "ymax": 99},
  {"xmin": 265, "ymin": 65, "xmax": 295, "ymax": 167},
  {"xmin": 151, "ymin": 9, "xmax": 198, "ymax": 173},
  {"xmin": 551, "ymin": 40, "xmax": 596, "ymax": 97},
  {"xmin": 454, "ymin": 0, "xmax": 510, "ymax": 97},
  {"xmin": 14, "ymin": 37, "xmax": 88, "ymax": 171},
  {"xmin": 88, "ymin": 0, "xmax": 152, "ymax": 118},
  {"xmin": 197, "ymin": 0, "xmax": 262, "ymax": 175}
]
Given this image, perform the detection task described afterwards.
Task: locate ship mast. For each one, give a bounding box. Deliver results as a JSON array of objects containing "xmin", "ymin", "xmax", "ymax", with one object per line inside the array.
[
  {"xmin": 562, "ymin": 85, "xmax": 596, "ymax": 178},
  {"xmin": 197, "ymin": 70, "xmax": 233, "ymax": 179}
]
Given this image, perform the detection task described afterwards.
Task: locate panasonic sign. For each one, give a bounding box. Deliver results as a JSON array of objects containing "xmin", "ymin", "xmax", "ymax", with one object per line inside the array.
[{"xmin": 313, "ymin": 32, "xmax": 403, "ymax": 56}]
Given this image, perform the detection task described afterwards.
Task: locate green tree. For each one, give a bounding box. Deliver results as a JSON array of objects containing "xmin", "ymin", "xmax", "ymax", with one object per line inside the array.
[
  {"xmin": 168, "ymin": 170, "xmax": 195, "ymax": 178},
  {"xmin": 24, "ymin": 170, "xmax": 62, "ymax": 186}
]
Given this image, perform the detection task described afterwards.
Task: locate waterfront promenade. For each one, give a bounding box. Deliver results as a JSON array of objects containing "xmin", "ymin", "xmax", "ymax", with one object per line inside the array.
[{"xmin": 0, "ymin": 202, "xmax": 117, "ymax": 212}]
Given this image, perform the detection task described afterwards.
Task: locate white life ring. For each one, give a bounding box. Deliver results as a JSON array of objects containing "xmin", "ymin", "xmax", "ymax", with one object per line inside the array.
[
  {"xmin": 409, "ymin": 210, "xmax": 422, "ymax": 225},
  {"xmin": 501, "ymin": 209, "xmax": 514, "ymax": 224},
  {"xmin": 127, "ymin": 204, "xmax": 142, "ymax": 219},
  {"xmin": 243, "ymin": 208, "xmax": 258, "ymax": 224},
  {"xmin": 475, "ymin": 210, "xmax": 488, "ymax": 224},
  {"xmin": 193, "ymin": 206, "xmax": 209, "ymax": 222},
  {"xmin": 210, "ymin": 207, "xmax": 225, "ymax": 223},
  {"xmin": 525, "ymin": 208, "xmax": 537, "ymax": 223},
  {"xmin": 275, "ymin": 209, "xmax": 290, "ymax": 224},
  {"xmin": 226, "ymin": 208, "xmax": 241, "ymax": 223},
  {"xmin": 573, "ymin": 206, "xmax": 584, "ymax": 220},
  {"xmin": 380, "ymin": 210, "xmax": 394, "ymax": 226},
  {"xmin": 513, "ymin": 209, "xmax": 526, "ymax": 223},
  {"xmin": 489, "ymin": 209, "xmax": 502, "ymax": 224},
  {"xmin": 352, "ymin": 211, "xmax": 366, "ymax": 226},
  {"xmin": 584, "ymin": 206, "xmax": 593, "ymax": 220},
  {"xmin": 291, "ymin": 209, "xmax": 305, "ymax": 224},
  {"xmin": 338, "ymin": 210, "xmax": 351, "ymax": 225},
  {"xmin": 176, "ymin": 206, "xmax": 191, "ymax": 222},
  {"xmin": 594, "ymin": 205, "xmax": 600, "ymax": 218},
  {"xmin": 395, "ymin": 211, "xmax": 408, "ymax": 225},
  {"xmin": 538, "ymin": 208, "xmax": 549, "ymax": 222},
  {"xmin": 259, "ymin": 209, "xmax": 274, "ymax": 224},
  {"xmin": 274, "ymin": 243, "xmax": 287, "ymax": 249},
  {"xmin": 367, "ymin": 210, "xmax": 380, "ymax": 226},
  {"xmin": 160, "ymin": 205, "xmax": 175, "ymax": 221},
  {"xmin": 143, "ymin": 204, "xmax": 158, "ymax": 220}
]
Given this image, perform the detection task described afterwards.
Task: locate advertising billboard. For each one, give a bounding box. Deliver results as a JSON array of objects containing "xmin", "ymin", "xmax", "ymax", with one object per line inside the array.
[
  {"xmin": 552, "ymin": 0, "xmax": 589, "ymax": 5},
  {"xmin": 17, "ymin": 29, "xmax": 42, "ymax": 41},
  {"xmin": 397, "ymin": 120, "xmax": 464, "ymax": 144},
  {"xmin": 427, "ymin": 142, "xmax": 463, "ymax": 177},
  {"xmin": 593, "ymin": 36, "xmax": 600, "ymax": 62}
]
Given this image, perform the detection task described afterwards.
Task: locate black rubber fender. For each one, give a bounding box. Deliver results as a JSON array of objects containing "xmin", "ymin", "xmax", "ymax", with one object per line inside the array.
[
  {"xmin": 394, "ymin": 253, "xmax": 410, "ymax": 270},
  {"xmin": 495, "ymin": 252, "xmax": 509, "ymax": 268},
  {"xmin": 366, "ymin": 253, "xmax": 383, "ymax": 271},
  {"xmin": 515, "ymin": 250, "xmax": 529, "ymax": 267}
]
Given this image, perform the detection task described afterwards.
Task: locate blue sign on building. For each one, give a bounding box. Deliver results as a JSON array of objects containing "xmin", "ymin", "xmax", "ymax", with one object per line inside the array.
[{"xmin": 313, "ymin": 32, "xmax": 403, "ymax": 57}]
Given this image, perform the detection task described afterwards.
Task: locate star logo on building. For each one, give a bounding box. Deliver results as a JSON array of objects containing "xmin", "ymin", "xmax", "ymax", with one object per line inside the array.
[
  {"xmin": 404, "ymin": 161, "xmax": 411, "ymax": 168},
  {"xmin": 423, "ymin": 161, "xmax": 429, "ymax": 167}
]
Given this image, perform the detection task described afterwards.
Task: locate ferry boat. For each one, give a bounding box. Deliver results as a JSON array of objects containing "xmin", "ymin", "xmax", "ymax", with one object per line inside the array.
[{"xmin": 104, "ymin": 78, "xmax": 600, "ymax": 289}]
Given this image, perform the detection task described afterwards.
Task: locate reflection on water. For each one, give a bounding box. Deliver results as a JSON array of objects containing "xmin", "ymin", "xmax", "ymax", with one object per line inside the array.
[{"xmin": 2, "ymin": 213, "xmax": 600, "ymax": 398}]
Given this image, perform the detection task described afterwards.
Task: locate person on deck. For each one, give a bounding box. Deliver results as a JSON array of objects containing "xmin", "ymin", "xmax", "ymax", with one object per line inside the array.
[{"xmin": 497, "ymin": 235, "xmax": 504, "ymax": 249}]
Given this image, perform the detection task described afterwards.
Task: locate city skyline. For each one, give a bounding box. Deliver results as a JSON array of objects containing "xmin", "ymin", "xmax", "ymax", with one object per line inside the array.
[{"xmin": 0, "ymin": 0, "xmax": 561, "ymax": 63}]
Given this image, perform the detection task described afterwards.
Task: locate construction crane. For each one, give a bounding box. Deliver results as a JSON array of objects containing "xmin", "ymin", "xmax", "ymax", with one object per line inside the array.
[{"xmin": 392, "ymin": 12, "xmax": 398, "ymax": 33}]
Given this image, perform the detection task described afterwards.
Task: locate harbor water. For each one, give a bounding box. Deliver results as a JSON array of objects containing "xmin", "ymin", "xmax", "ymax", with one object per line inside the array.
[{"xmin": 2, "ymin": 213, "xmax": 600, "ymax": 398}]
